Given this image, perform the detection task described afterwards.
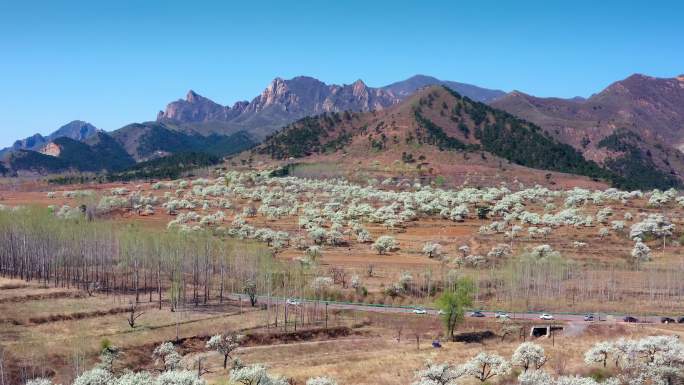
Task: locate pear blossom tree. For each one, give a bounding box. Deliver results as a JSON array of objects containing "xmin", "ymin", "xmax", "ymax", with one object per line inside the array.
[
  {"xmin": 206, "ymin": 333, "xmax": 243, "ymax": 369},
  {"xmin": 372, "ymin": 235, "xmax": 398, "ymax": 255},
  {"xmin": 412, "ymin": 361, "xmax": 464, "ymax": 385},
  {"xmin": 584, "ymin": 341, "xmax": 614, "ymax": 368},
  {"xmin": 422, "ymin": 243, "xmax": 443, "ymax": 258},
  {"xmin": 229, "ymin": 364, "xmax": 287, "ymax": 385},
  {"xmin": 153, "ymin": 342, "xmax": 182, "ymax": 371},
  {"xmin": 631, "ymin": 240, "xmax": 651, "ymax": 267},
  {"xmin": 511, "ymin": 342, "xmax": 547, "ymax": 372},
  {"xmin": 462, "ymin": 352, "xmax": 511, "ymax": 382}
]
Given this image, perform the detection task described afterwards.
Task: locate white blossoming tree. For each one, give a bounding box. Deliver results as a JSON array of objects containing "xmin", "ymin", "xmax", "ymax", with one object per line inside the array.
[
  {"xmin": 153, "ymin": 342, "xmax": 182, "ymax": 371},
  {"xmin": 305, "ymin": 377, "xmax": 338, "ymax": 385},
  {"xmin": 511, "ymin": 342, "xmax": 547, "ymax": 372},
  {"xmin": 372, "ymin": 235, "xmax": 398, "ymax": 255},
  {"xmin": 155, "ymin": 370, "xmax": 205, "ymax": 385},
  {"xmin": 584, "ymin": 341, "xmax": 614, "ymax": 368},
  {"xmin": 229, "ymin": 364, "xmax": 288, "ymax": 385},
  {"xmin": 422, "ymin": 242, "xmax": 443, "ymax": 258},
  {"xmin": 412, "ymin": 361, "xmax": 464, "ymax": 385},
  {"xmin": 631, "ymin": 240, "xmax": 651, "ymax": 266},
  {"xmin": 72, "ymin": 368, "xmax": 113, "ymax": 385},
  {"xmin": 206, "ymin": 333, "xmax": 242, "ymax": 369},
  {"xmin": 517, "ymin": 370, "xmax": 552, "ymax": 385},
  {"xmin": 462, "ymin": 352, "xmax": 511, "ymax": 382}
]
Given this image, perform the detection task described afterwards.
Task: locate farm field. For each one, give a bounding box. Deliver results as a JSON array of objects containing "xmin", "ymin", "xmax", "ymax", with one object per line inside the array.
[{"xmin": 4, "ymin": 276, "xmax": 684, "ymax": 385}]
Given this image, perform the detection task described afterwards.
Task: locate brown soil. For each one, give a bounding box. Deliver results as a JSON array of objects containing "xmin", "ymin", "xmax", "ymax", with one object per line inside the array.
[{"xmin": 0, "ymin": 291, "xmax": 84, "ymax": 304}]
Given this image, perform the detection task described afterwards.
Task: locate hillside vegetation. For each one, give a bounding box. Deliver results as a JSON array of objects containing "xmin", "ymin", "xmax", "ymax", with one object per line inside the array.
[
  {"xmin": 257, "ymin": 86, "xmax": 622, "ymax": 187},
  {"xmin": 598, "ymin": 129, "xmax": 681, "ymax": 190},
  {"xmin": 106, "ymin": 152, "xmax": 222, "ymax": 181}
]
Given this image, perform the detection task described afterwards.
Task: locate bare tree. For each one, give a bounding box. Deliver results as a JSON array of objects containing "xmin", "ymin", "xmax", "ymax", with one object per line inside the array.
[
  {"xmin": 127, "ymin": 301, "xmax": 145, "ymax": 328},
  {"xmin": 243, "ymin": 280, "xmax": 258, "ymax": 307}
]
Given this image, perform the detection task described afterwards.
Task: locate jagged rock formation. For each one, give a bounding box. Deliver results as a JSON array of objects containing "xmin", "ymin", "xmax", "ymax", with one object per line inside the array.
[{"xmin": 156, "ymin": 75, "xmax": 505, "ymax": 139}]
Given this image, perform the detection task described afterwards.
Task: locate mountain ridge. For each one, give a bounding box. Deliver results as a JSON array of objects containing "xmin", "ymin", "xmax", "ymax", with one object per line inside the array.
[
  {"xmin": 0, "ymin": 120, "xmax": 98, "ymax": 157},
  {"xmin": 491, "ymin": 73, "xmax": 684, "ymax": 188},
  {"xmin": 253, "ymin": 85, "xmax": 622, "ymax": 188},
  {"xmin": 156, "ymin": 75, "xmax": 506, "ymax": 139}
]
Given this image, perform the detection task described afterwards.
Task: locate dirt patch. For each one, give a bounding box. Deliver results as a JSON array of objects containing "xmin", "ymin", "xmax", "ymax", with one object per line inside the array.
[
  {"xmin": 0, "ymin": 291, "xmax": 84, "ymax": 304},
  {"xmin": 2, "ymin": 318, "xmax": 25, "ymax": 326},
  {"xmin": 583, "ymin": 323, "xmax": 628, "ymax": 338},
  {"xmin": 0, "ymin": 282, "xmax": 29, "ymax": 290},
  {"xmin": 241, "ymin": 326, "xmax": 357, "ymax": 346},
  {"xmin": 120, "ymin": 326, "xmax": 361, "ymax": 372},
  {"xmin": 453, "ymin": 330, "xmax": 496, "ymax": 343},
  {"xmin": 26, "ymin": 305, "xmax": 150, "ymax": 325}
]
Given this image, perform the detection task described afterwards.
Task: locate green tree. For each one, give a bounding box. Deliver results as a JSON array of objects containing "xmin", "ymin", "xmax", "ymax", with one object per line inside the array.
[{"xmin": 436, "ymin": 277, "xmax": 474, "ymax": 340}]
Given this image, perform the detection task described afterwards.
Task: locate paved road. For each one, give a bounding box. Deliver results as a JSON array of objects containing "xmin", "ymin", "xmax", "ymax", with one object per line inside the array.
[{"xmin": 229, "ymin": 294, "xmax": 670, "ymax": 324}]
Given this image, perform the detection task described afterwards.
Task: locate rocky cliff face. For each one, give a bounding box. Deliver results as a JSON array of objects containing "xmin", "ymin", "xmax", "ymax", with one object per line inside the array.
[{"xmin": 40, "ymin": 142, "xmax": 61, "ymax": 157}]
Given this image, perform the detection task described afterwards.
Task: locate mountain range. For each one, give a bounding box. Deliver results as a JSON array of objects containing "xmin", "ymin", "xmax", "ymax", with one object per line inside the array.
[
  {"xmin": 0, "ymin": 120, "xmax": 98, "ymax": 157},
  {"xmin": 155, "ymin": 75, "xmax": 506, "ymax": 139},
  {"xmin": 0, "ymin": 75, "xmax": 505, "ymax": 175},
  {"xmin": 1, "ymin": 73, "xmax": 683, "ymax": 189}
]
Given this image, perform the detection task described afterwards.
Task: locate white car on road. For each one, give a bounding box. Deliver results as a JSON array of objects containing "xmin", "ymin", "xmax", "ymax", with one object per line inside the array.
[
  {"xmin": 413, "ymin": 308, "xmax": 427, "ymax": 315},
  {"xmin": 286, "ymin": 298, "xmax": 301, "ymax": 306},
  {"xmin": 539, "ymin": 313, "xmax": 554, "ymax": 320}
]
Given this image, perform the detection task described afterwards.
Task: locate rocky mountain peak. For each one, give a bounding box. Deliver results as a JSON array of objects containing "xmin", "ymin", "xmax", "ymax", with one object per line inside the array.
[
  {"xmin": 258, "ymin": 77, "xmax": 290, "ymax": 106},
  {"xmin": 186, "ymin": 90, "xmax": 200, "ymax": 103},
  {"xmin": 266, "ymin": 77, "xmax": 288, "ymax": 93},
  {"xmin": 351, "ymin": 79, "xmax": 369, "ymax": 96},
  {"xmin": 49, "ymin": 120, "xmax": 98, "ymax": 142}
]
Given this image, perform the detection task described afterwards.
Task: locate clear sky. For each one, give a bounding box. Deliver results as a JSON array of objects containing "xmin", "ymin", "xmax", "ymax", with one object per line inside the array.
[{"xmin": 1, "ymin": 0, "xmax": 682, "ymax": 147}]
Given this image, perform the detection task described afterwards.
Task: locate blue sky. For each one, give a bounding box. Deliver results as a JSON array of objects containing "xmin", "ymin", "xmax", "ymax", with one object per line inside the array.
[{"xmin": 1, "ymin": 0, "xmax": 682, "ymax": 147}]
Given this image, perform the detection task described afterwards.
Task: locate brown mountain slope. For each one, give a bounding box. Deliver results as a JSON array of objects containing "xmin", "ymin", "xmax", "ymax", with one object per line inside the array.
[
  {"xmin": 491, "ymin": 74, "xmax": 684, "ymax": 188},
  {"xmin": 245, "ymin": 86, "xmax": 615, "ymax": 189}
]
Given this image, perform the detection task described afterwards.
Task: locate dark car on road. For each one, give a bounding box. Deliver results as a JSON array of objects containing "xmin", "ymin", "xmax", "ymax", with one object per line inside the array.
[
  {"xmin": 470, "ymin": 311, "xmax": 485, "ymax": 317},
  {"xmin": 678, "ymin": 317, "xmax": 684, "ymax": 324},
  {"xmin": 661, "ymin": 317, "xmax": 676, "ymax": 324},
  {"xmin": 623, "ymin": 316, "xmax": 639, "ymax": 323}
]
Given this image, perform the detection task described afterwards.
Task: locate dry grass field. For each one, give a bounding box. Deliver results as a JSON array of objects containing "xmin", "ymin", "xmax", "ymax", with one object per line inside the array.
[{"xmin": 3, "ymin": 276, "xmax": 684, "ymax": 385}]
